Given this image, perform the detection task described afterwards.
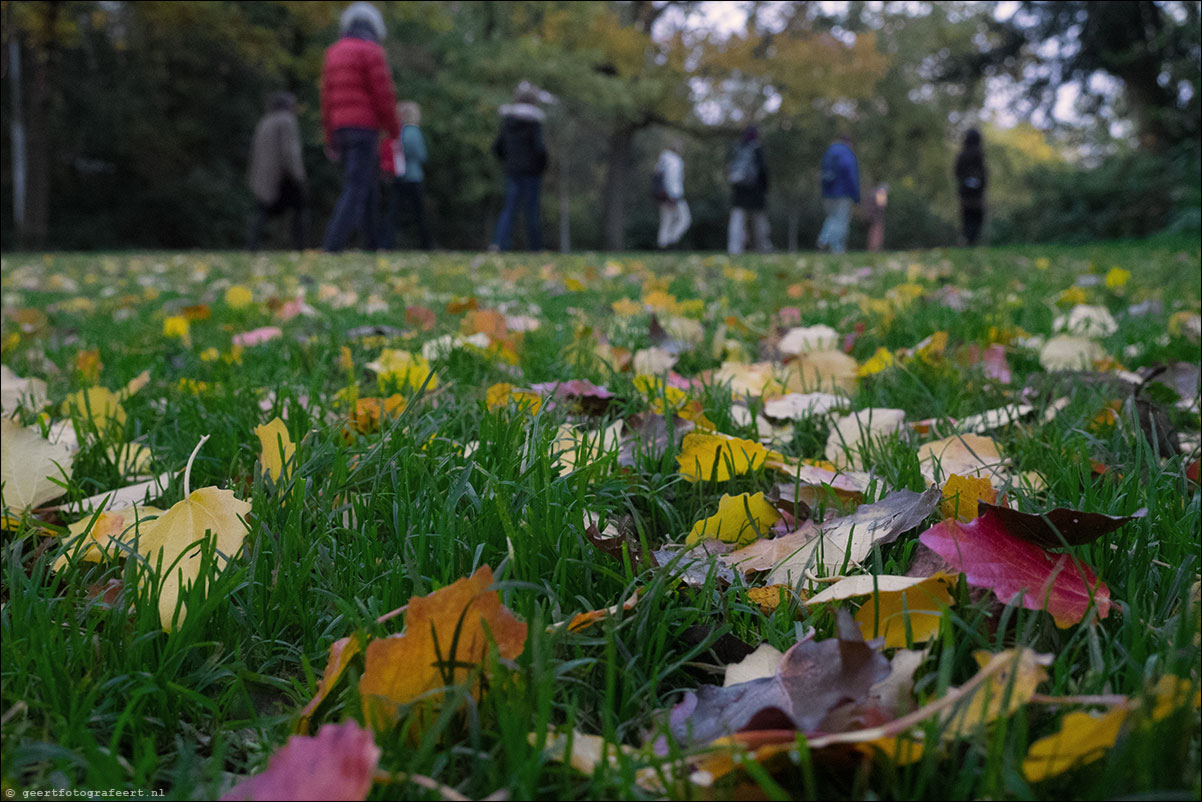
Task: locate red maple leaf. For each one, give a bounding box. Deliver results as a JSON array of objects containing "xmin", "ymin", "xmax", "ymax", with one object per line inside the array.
[{"xmin": 919, "ymin": 509, "xmax": 1110, "ymax": 627}]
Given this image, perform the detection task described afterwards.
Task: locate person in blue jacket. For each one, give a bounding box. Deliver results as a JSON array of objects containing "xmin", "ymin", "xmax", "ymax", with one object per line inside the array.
[
  {"xmin": 816, "ymin": 134, "xmax": 860, "ymax": 254},
  {"xmin": 380, "ymin": 101, "xmax": 431, "ymax": 249}
]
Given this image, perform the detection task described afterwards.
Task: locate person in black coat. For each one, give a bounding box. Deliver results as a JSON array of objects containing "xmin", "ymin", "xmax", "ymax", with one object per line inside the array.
[
  {"xmin": 955, "ymin": 128, "xmax": 987, "ymax": 246},
  {"xmin": 727, "ymin": 126, "xmax": 771, "ymax": 254},
  {"xmin": 490, "ymin": 82, "xmax": 548, "ymax": 251}
]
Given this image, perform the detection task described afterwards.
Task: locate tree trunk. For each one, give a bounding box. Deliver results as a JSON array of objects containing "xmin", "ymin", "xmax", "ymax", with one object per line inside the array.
[
  {"xmin": 22, "ymin": 2, "xmax": 59, "ymax": 250},
  {"xmin": 8, "ymin": 38, "xmax": 27, "ymax": 241},
  {"xmin": 601, "ymin": 122, "xmax": 635, "ymax": 251}
]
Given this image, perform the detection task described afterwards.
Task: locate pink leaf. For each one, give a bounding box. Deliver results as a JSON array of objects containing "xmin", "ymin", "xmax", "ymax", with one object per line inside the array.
[
  {"xmin": 222, "ymin": 720, "xmax": 380, "ymax": 801},
  {"xmin": 919, "ymin": 510, "xmax": 1110, "ymax": 627},
  {"xmin": 233, "ymin": 326, "xmax": 283, "ymax": 348},
  {"xmin": 981, "ymin": 344, "xmax": 1013, "ymax": 384}
]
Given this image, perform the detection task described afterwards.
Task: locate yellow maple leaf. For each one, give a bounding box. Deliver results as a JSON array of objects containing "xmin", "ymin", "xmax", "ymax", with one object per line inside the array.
[
  {"xmin": 254, "ymin": 417, "xmax": 295, "ymax": 483},
  {"xmin": 941, "ymin": 649, "xmax": 1051, "ymax": 739},
  {"xmin": 1022, "ymin": 705, "xmax": 1129, "ymax": 782},
  {"xmin": 940, "ymin": 474, "xmax": 997, "ymax": 521},
  {"xmin": 52, "ymin": 504, "xmax": 165, "ymax": 570},
  {"xmin": 62, "ymin": 386, "xmax": 126, "ymax": 436},
  {"xmin": 677, "ymin": 433, "xmax": 772, "ymax": 482},
  {"xmin": 136, "ymin": 437, "xmax": 251, "ymax": 631},
  {"xmin": 853, "ymin": 573, "xmax": 955, "ymax": 649},
  {"xmin": 359, "ymin": 566, "xmax": 526, "ymax": 731},
  {"xmin": 858, "ymin": 347, "xmax": 895, "ymax": 377},
  {"xmin": 686, "ymin": 492, "xmax": 781, "ymax": 547}
]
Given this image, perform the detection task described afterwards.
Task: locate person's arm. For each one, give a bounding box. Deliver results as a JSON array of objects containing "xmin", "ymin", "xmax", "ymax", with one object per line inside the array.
[
  {"xmin": 282, "ymin": 115, "xmax": 306, "ymax": 182},
  {"xmin": 848, "ymin": 151, "xmax": 861, "ymax": 204},
  {"xmin": 757, "ymin": 146, "xmax": 768, "ymax": 193},
  {"xmin": 366, "ymin": 45, "xmax": 400, "ymax": 140},
  {"xmin": 492, "ymin": 129, "xmax": 505, "ymax": 163},
  {"xmin": 406, "ymin": 126, "xmax": 428, "ymax": 165}
]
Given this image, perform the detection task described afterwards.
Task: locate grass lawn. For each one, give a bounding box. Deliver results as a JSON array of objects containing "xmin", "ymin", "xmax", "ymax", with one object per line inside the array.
[{"xmin": 2, "ymin": 238, "xmax": 1200, "ymax": 800}]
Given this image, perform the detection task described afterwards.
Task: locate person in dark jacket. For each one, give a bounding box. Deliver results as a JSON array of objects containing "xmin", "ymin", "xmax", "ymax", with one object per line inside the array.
[
  {"xmin": 490, "ymin": 82, "xmax": 548, "ymax": 252},
  {"xmin": 379, "ymin": 101, "xmax": 431, "ymax": 250},
  {"xmin": 319, "ymin": 2, "xmax": 400, "ymax": 253},
  {"xmin": 727, "ymin": 126, "xmax": 771, "ymax": 254},
  {"xmin": 246, "ymin": 92, "xmax": 308, "ymax": 251},
  {"xmin": 955, "ymin": 128, "xmax": 987, "ymax": 246},
  {"xmin": 816, "ymin": 134, "xmax": 860, "ymax": 254}
]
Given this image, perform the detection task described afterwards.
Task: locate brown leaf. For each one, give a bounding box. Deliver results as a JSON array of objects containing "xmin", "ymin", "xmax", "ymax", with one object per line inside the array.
[
  {"xmin": 975, "ymin": 503, "xmax": 1146, "ymax": 550},
  {"xmin": 665, "ymin": 611, "xmax": 890, "ymax": 748}
]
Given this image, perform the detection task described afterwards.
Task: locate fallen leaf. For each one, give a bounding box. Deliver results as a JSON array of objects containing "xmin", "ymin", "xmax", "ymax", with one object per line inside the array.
[
  {"xmin": 941, "ymin": 649, "xmax": 1052, "ymax": 738},
  {"xmin": 728, "ymin": 487, "xmax": 941, "ymax": 584},
  {"xmin": 1022, "ymin": 705, "xmax": 1129, "ymax": 782},
  {"xmin": 974, "ymin": 502, "xmax": 1145, "ymax": 550},
  {"xmin": 940, "ymin": 474, "xmax": 997, "ymax": 522},
  {"xmin": 49, "ymin": 470, "xmax": 174, "ymax": 515},
  {"xmin": 677, "ymin": 432, "xmax": 773, "ymax": 482},
  {"xmin": 761, "ymin": 392, "xmax": 849, "ymax": 421},
  {"xmin": 255, "ymin": 417, "xmax": 295, "ymax": 483},
  {"xmin": 786, "ymin": 350, "xmax": 859, "ymax": 395},
  {"xmin": 919, "ymin": 510, "xmax": 1110, "ymax": 627},
  {"xmin": 824, "ymin": 408, "xmax": 907, "ymax": 469},
  {"xmin": 807, "ymin": 573, "xmax": 956, "ymax": 649},
  {"xmin": 52, "ymin": 504, "xmax": 165, "ymax": 570},
  {"xmin": 916, "ymin": 433, "xmax": 1005, "ymax": 484},
  {"xmin": 1, "ymin": 419, "xmax": 75, "ymax": 512},
  {"xmin": 1039, "ymin": 336, "xmax": 1106, "ymax": 371},
  {"xmin": 297, "ymin": 635, "xmax": 362, "ymax": 734},
  {"xmin": 62, "ymin": 386, "xmax": 125, "ymax": 436},
  {"xmin": 666, "ymin": 611, "xmax": 889, "ymax": 748},
  {"xmin": 555, "ymin": 590, "xmax": 641, "ymax": 634},
  {"xmin": 358, "ymin": 566, "xmax": 526, "ymax": 731},
  {"xmin": 686, "ymin": 492, "xmax": 781, "ymax": 548},
  {"xmin": 222, "ymin": 720, "xmax": 380, "ymax": 801},
  {"xmin": 747, "ymin": 584, "xmax": 800, "ymax": 614},
  {"xmin": 956, "ymin": 404, "xmax": 1034, "ymax": 433},
  {"xmin": 137, "ymin": 483, "xmax": 251, "ymax": 632},
  {"xmin": 778, "ymin": 325, "xmax": 841, "ymax": 356},
  {"xmin": 1, "ymin": 364, "xmax": 48, "ymax": 417},
  {"xmin": 723, "ymin": 643, "xmax": 785, "ymax": 687},
  {"xmin": 551, "ymin": 420, "xmax": 623, "ymax": 476}
]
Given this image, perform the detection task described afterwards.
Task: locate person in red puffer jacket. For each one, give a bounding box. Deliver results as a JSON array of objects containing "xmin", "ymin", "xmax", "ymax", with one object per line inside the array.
[{"xmin": 320, "ymin": 2, "xmax": 400, "ymax": 253}]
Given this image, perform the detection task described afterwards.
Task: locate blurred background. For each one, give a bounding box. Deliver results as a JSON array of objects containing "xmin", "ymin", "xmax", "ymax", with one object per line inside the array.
[{"xmin": 2, "ymin": 0, "xmax": 1199, "ymax": 252}]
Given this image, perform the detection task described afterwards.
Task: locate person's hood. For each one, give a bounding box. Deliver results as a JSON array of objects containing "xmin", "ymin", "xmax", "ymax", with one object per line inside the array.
[{"xmin": 499, "ymin": 103, "xmax": 546, "ymax": 122}]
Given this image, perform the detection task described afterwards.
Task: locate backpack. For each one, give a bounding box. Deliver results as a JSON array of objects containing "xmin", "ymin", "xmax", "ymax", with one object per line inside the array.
[
  {"xmin": 651, "ymin": 167, "xmax": 670, "ymax": 202},
  {"xmin": 729, "ymin": 143, "xmax": 759, "ymax": 187}
]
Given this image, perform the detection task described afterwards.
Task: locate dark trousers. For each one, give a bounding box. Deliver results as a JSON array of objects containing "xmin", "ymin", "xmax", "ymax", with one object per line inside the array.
[
  {"xmin": 322, "ymin": 127, "xmax": 381, "ymax": 253},
  {"xmin": 382, "ymin": 179, "xmax": 431, "ymax": 250},
  {"xmin": 962, "ymin": 205, "xmax": 984, "ymax": 246},
  {"xmin": 493, "ymin": 174, "xmax": 542, "ymax": 251},
  {"xmin": 247, "ymin": 176, "xmax": 308, "ymax": 251}
]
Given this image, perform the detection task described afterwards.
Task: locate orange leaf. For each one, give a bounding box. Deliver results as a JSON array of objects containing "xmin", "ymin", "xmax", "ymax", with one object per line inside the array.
[{"xmin": 359, "ymin": 566, "xmax": 526, "ymax": 731}]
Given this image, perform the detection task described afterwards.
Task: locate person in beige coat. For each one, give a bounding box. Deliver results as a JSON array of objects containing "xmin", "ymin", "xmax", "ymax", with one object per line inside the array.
[{"xmin": 246, "ymin": 92, "xmax": 308, "ymax": 250}]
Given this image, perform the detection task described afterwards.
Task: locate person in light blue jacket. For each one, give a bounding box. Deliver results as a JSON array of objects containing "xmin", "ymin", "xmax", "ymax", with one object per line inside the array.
[
  {"xmin": 816, "ymin": 134, "xmax": 860, "ymax": 254},
  {"xmin": 380, "ymin": 101, "xmax": 431, "ymax": 249}
]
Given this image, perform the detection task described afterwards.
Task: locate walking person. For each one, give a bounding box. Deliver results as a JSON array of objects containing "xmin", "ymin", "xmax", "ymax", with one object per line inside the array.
[
  {"xmin": 955, "ymin": 128, "xmax": 987, "ymax": 246},
  {"xmin": 379, "ymin": 101, "xmax": 431, "ymax": 250},
  {"xmin": 816, "ymin": 134, "xmax": 860, "ymax": 254},
  {"xmin": 727, "ymin": 126, "xmax": 770, "ymax": 254},
  {"xmin": 654, "ymin": 139, "xmax": 690, "ymax": 249},
  {"xmin": 320, "ymin": 2, "xmax": 400, "ymax": 253},
  {"xmin": 490, "ymin": 82, "xmax": 548, "ymax": 252},
  {"xmin": 246, "ymin": 92, "xmax": 308, "ymax": 251}
]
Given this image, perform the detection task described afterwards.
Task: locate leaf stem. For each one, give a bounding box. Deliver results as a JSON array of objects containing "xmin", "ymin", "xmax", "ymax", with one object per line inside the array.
[{"xmin": 184, "ymin": 434, "xmax": 210, "ymax": 497}]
